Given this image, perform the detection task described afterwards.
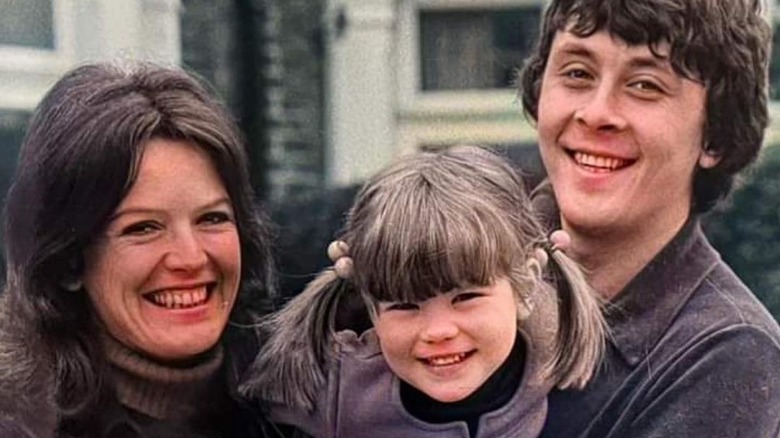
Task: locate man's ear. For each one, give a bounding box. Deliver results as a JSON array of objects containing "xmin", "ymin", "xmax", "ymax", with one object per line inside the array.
[{"xmin": 699, "ymin": 149, "xmax": 722, "ymax": 169}]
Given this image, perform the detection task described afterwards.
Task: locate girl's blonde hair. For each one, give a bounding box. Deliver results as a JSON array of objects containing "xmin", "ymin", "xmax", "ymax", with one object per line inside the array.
[{"xmin": 241, "ymin": 146, "xmax": 604, "ymax": 410}]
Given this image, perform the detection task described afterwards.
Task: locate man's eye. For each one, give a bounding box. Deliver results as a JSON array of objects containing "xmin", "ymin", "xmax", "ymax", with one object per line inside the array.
[
  {"xmin": 631, "ymin": 80, "xmax": 661, "ymax": 92},
  {"xmin": 563, "ymin": 68, "xmax": 591, "ymax": 80},
  {"xmin": 121, "ymin": 221, "xmax": 159, "ymax": 236}
]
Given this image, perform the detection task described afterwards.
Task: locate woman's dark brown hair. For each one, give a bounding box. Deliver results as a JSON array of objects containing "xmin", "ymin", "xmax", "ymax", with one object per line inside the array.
[{"xmin": 1, "ymin": 62, "xmax": 275, "ymax": 421}]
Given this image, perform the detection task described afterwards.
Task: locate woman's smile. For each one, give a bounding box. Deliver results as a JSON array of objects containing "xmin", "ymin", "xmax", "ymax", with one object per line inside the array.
[{"xmin": 83, "ymin": 139, "xmax": 241, "ymax": 361}]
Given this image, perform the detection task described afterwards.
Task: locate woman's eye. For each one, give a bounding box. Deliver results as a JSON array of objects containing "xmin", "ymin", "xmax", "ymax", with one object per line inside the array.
[
  {"xmin": 199, "ymin": 211, "xmax": 233, "ymax": 225},
  {"xmin": 121, "ymin": 221, "xmax": 159, "ymax": 236}
]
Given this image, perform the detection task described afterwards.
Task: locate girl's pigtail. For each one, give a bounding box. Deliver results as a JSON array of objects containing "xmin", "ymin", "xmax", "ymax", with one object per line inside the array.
[
  {"xmin": 545, "ymin": 249, "xmax": 606, "ymax": 389},
  {"xmin": 239, "ymin": 269, "xmax": 350, "ymax": 411}
]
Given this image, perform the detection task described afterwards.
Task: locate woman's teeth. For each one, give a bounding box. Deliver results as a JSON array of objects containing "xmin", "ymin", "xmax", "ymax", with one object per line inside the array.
[{"xmin": 147, "ymin": 287, "xmax": 210, "ymax": 309}]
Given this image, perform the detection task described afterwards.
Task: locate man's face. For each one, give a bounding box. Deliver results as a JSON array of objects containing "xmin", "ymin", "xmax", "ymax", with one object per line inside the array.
[{"xmin": 537, "ymin": 30, "xmax": 718, "ymax": 240}]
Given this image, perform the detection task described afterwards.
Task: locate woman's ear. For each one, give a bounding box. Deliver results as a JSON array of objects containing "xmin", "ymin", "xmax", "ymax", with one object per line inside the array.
[
  {"xmin": 699, "ymin": 148, "xmax": 722, "ymax": 169},
  {"xmin": 60, "ymin": 276, "xmax": 83, "ymax": 292},
  {"xmin": 59, "ymin": 256, "xmax": 84, "ymax": 291}
]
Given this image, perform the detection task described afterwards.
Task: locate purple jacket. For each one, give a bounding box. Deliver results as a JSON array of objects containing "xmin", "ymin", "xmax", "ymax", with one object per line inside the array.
[{"xmin": 270, "ymin": 291, "xmax": 565, "ymax": 438}]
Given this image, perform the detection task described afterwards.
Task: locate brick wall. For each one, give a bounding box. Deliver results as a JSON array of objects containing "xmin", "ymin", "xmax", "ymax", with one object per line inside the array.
[
  {"xmin": 265, "ymin": 0, "xmax": 327, "ymax": 204},
  {"xmin": 181, "ymin": 0, "xmax": 327, "ymax": 204}
]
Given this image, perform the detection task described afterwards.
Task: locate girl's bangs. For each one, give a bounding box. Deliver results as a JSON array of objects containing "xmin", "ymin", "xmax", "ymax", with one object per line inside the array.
[{"xmin": 351, "ymin": 179, "xmax": 520, "ymax": 304}]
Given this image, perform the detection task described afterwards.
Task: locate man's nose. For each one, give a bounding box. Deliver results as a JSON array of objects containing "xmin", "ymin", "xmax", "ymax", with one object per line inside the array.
[{"xmin": 573, "ymin": 85, "xmax": 628, "ymax": 132}]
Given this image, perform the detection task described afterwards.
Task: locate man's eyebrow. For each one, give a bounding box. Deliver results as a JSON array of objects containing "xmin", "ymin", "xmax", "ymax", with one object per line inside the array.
[
  {"xmin": 627, "ymin": 55, "xmax": 672, "ymax": 71},
  {"xmin": 552, "ymin": 43, "xmax": 596, "ymax": 61},
  {"xmin": 554, "ymin": 41, "xmax": 675, "ymax": 73}
]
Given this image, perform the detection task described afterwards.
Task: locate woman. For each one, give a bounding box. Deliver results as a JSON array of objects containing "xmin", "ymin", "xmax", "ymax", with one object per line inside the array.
[{"xmin": 0, "ymin": 62, "xmax": 281, "ymax": 437}]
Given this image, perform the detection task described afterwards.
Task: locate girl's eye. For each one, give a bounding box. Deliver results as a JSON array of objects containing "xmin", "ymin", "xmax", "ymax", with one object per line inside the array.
[
  {"xmin": 385, "ymin": 302, "xmax": 419, "ymax": 312},
  {"xmin": 199, "ymin": 211, "xmax": 233, "ymax": 225},
  {"xmin": 121, "ymin": 221, "xmax": 160, "ymax": 236},
  {"xmin": 452, "ymin": 292, "xmax": 483, "ymax": 304}
]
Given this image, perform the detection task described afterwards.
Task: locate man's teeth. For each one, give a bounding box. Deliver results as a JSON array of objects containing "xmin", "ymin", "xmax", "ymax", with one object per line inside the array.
[
  {"xmin": 427, "ymin": 353, "xmax": 468, "ymax": 366},
  {"xmin": 573, "ymin": 151, "xmax": 628, "ymax": 170},
  {"xmin": 148, "ymin": 287, "xmax": 209, "ymax": 309}
]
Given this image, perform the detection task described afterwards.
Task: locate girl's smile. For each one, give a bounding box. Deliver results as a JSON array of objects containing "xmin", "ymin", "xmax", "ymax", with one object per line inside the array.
[{"xmin": 374, "ymin": 278, "xmax": 519, "ymax": 403}]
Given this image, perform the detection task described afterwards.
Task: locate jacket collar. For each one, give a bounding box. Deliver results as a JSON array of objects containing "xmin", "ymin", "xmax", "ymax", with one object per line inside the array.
[{"xmin": 604, "ymin": 219, "xmax": 720, "ymax": 366}]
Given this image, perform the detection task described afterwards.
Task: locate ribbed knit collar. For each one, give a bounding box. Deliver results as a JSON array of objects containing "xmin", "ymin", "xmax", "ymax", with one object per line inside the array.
[{"xmin": 102, "ymin": 333, "xmax": 225, "ymax": 420}]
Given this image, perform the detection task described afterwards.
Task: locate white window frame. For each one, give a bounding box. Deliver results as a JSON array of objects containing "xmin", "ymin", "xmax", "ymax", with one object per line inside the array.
[
  {"xmin": 395, "ymin": 0, "xmax": 542, "ymax": 154},
  {"xmin": 0, "ymin": 0, "xmax": 77, "ymax": 110},
  {"xmin": 0, "ymin": 0, "xmax": 181, "ymax": 111}
]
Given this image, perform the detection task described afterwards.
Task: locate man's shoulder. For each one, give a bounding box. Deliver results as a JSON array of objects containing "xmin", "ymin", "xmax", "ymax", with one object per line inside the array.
[
  {"xmin": 616, "ymin": 220, "xmax": 780, "ymax": 358},
  {"xmin": 542, "ymin": 259, "xmax": 780, "ymax": 438},
  {"xmin": 648, "ymin": 254, "xmax": 780, "ymax": 379},
  {"xmin": 678, "ymin": 258, "xmax": 780, "ymax": 343}
]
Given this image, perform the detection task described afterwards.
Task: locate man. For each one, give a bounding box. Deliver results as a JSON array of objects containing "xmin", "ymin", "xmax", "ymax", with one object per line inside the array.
[
  {"xmin": 519, "ymin": 0, "xmax": 780, "ymax": 436},
  {"xmin": 330, "ymin": 0, "xmax": 780, "ymax": 435}
]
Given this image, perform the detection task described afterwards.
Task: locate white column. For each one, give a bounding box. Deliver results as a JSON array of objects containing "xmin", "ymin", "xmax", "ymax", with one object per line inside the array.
[
  {"xmin": 71, "ymin": 0, "xmax": 181, "ymax": 64},
  {"xmin": 324, "ymin": 0, "xmax": 397, "ymax": 186},
  {"xmin": 140, "ymin": 0, "xmax": 182, "ymax": 64}
]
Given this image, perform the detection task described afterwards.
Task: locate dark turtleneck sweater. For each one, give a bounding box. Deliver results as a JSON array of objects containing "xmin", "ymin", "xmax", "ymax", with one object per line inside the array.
[{"xmin": 98, "ymin": 334, "xmax": 234, "ymax": 437}]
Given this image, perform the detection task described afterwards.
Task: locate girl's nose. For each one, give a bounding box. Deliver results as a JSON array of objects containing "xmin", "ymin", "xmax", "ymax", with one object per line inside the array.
[{"xmin": 419, "ymin": 315, "xmax": 460, "ymax": 343}]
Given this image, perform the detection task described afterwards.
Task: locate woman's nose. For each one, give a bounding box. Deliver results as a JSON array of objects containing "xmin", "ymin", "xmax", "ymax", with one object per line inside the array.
[{"xmin": 163, "ymin": 228, "xmax": 208, "ymax": 272}]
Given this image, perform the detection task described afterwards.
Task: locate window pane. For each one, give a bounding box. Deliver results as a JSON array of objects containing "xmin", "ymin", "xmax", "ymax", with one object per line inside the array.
[
  {"xmin": 420, "ymin": 7, "xmax": 541, "ymax": 91},
  {"xmin": 0, "ymin": 0, "xmax": 54, "ymax": 49}
]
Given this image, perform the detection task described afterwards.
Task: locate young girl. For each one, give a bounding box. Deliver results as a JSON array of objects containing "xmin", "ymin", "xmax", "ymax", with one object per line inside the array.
[{"xmin": 242, "ymin": 146, "xmax": 605, "ymax": 437}]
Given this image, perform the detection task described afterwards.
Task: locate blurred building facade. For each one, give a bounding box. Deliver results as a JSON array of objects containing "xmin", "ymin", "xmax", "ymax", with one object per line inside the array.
[
  {"xmin": 4, "ymin": 0, "xmax": 780, "ymax": 201},
  {"xmin": 0, "ymin": 0, "xmax": 553, "ymax": 206},
  {"xmin": 1, "ymin": 0, "xmax": 780, "ymax": 310},
  {"xmin": 0, "ymin": 0, "xmax": 181, "ymax": 212}
]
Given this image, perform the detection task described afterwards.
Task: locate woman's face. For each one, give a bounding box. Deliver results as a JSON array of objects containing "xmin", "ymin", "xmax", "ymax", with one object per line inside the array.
[{"xmin": 82, "ymin": 138, "xmax": 241, "ymax": 361}]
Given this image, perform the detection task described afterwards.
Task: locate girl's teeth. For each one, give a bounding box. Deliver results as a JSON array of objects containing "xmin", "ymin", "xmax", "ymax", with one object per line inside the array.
[{"xmin": 428, "ymin": 353, "xmax": 467, "ymax": 366}]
